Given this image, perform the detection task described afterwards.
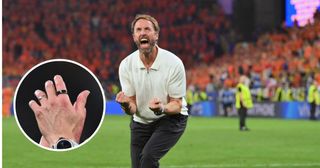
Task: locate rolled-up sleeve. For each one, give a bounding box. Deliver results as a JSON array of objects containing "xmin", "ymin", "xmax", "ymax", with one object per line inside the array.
[
  {"xmin": 119, "ymin": 60, "xmax": 135, "ymax": 96},
  {"xmin": 168, "ymin": 61, "xmax": 186, "ymax": 98}
]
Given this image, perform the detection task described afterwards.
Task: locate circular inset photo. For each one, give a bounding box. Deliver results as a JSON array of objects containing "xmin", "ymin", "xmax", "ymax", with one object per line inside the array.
[{"xmin": 14, "ymin": 59, "xmax": 106, "ymax": 151}]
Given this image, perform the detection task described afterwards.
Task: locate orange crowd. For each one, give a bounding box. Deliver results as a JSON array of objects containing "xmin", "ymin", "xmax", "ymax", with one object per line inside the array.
[
  {"xmin": 3, "ymin": 0, "xmax": 320, "ymax": 116},
  {"xmin": 188, "ymin": 12, "xmax": 320, "ymax": 97}
]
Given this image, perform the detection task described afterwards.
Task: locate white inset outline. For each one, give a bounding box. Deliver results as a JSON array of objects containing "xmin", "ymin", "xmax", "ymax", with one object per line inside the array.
[{"xmin": 13, "ymin": 59, "xmax": 106, "ymax": 152}]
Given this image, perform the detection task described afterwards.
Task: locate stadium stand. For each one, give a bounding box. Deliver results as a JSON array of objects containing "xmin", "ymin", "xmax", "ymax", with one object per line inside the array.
[{"xmin": 3, "ymin": 0, "xmax": 320, "ymax": 115}]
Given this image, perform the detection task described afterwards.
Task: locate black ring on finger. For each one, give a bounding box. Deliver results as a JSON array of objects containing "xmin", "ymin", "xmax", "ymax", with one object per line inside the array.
[{"xmin": 56, "ymin": 89, "xmax": 68, "ymax": 95}]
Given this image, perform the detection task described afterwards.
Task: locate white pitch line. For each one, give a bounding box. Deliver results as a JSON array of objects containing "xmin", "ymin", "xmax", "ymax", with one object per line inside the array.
[
  {"xmin": 163, "ymin": 163, "xmax": 320, "ymax": 168},
  {"xmin": 99, "ymin": 163, "xmax": 320, "ymax": 168}
]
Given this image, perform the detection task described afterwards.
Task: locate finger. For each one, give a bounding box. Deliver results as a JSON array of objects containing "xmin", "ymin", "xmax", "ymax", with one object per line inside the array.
[
  {"xmin": 151, "ymin": 98, "xmax": 161, "ymax": 104},
  {"xmin": 29, "ymin": 100, "xmax": 41, "ymax": 115},
  {"xmin": 74, "ymin": 90, "xmax": 90, "ymax": 113},
  {"xmin": 149, "ymin": 102, "xmax": 156, "ymax": 109},
  {"xmin": 118, "ymin": 92, "xmax": 124, "ymax": 99},
  {"xmin": 54, "ymin": 75, "xmax": 72, "ymax": 105},
  {"xmin": 155, "ymin": 98, "xmax": 161, "ymax": 103},
  {"xmin": 116, "ymin": 92, "xmax": 125, "ymax": 102},
  {"xmin": 72, "ymin": 108, "xmax": 86, "ymax": 143},
  {"xmin": 45, "ymin": 80, "xmax": 56, "ymax": 99},
  {"xmin": 34, "ymin": 90, "xmax": 47, "ymax": 106},
  {"xmin": 115, "ymin": 92, "xmax": 122, "ymax": 102},
  {"xmin": 54, "ymin": 75, "xmax": 68, "ymax": 96}
]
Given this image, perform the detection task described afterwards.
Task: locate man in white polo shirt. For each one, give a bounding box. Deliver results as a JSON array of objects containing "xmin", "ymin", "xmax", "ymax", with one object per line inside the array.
[{"xmin": 116, "ymin": 14, "xmax": 188, "ymax": 168}]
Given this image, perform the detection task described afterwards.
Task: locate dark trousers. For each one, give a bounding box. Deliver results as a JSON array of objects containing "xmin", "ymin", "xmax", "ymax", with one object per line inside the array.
[
  {"xmin": 223, "ymin": 103, "xmax": 232, "ymax": 117},
  {"xmin": 238, "ymin": 106, "xmax": 247, "ymax": 129},
  {"xmin": 130, "ymin": 114, "xmax": 188, "ymax": 168},
  {"xmin": 310, "ymin": 102, "xmax": 316, "ymax": 120}
]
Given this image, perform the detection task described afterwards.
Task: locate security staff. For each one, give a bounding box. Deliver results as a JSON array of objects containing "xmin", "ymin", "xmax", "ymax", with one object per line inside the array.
[
  {"xmin": 308, "ymin": 81, "xmax": 318, "ymax": 120},
  {"xmin": 186, "ymin": 87, "xmax": 194, "ymax": 113},
  {"xmin": 193, "ymin": 87, "xmax": 208, "ymax": 103},
  {"xmin": 235, "ymin": 76, "xmax": 253, "ymax": 131},
  {"xmin": 273, "ymin": 82, "xmax": 293, "ymax": 102}
]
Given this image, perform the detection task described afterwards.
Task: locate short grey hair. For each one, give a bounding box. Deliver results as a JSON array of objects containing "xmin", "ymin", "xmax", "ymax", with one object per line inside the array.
[{"xmin": 131, "ymin": 14, "xmax": 160, "ymax": 34}]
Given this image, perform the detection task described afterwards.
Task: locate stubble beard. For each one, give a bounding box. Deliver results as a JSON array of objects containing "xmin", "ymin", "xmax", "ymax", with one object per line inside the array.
[{"xmin": 135, "ymin": 40, "xmax": 157, "ymax": 57}]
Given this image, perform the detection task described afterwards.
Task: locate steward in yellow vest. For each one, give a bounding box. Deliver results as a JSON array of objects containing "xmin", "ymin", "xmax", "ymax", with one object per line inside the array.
[
  {"xmin": 235, "ymin": 84, "xmax": 253, "ymax": 109},
  {"xmin": 186, "ymin": 89, "xmax": 194, "ymax": 113},
  {"xmin": 294, "ymin": 87, "xmax": 305, "ymax": 102},
  {"xmin": 194, "ymin": 91, "xmax": 208, "ymax": 102},
  {"xmin": 236, "ymin": 76, "xmax": 253, "ymax": 131},
  {"xmin": 308, "ymin": 81, "xmax": 319, "ymax": 120},
  {"xmin": 273, "ymin": 82, "xmax": 293, "ymax": 102}
]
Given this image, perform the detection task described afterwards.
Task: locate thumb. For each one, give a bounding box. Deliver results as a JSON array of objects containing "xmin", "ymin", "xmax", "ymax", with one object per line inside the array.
[
  {"xmin": 74, "ymin": 90, "xmax": 90, "ymax": 113},
  {"xmin": 154, "ymin": 98, "xmax": 161, "ymax": 104}
]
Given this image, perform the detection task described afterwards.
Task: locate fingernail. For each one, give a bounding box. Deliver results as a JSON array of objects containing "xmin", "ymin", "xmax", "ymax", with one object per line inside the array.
[
  {"xmin": 35, "ymin": 90, "xmax": 40, "ymax": 96},
  {"xmin": 29, "ymin": 100, "xmax": 34, "ymax": 106},
  {"xmin": 85, "ymin": 90, "xmax": 90, "ymax": 98},
  {"xmin": 54, "ymin": 75, "xmax": 61, "ymax": 80},
  {"xmin": 45, "ymin": 80, "xmax": 52, "ymax": 87}
]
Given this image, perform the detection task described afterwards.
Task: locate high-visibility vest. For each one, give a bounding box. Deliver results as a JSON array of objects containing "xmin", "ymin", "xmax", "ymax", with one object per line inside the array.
[
  {"xmin": 308, "ymin": 84, "xmax": 320, "ymax": 104},
  {"xmin": 186, "ymin": 89, "xmax": 194, "ymax": 105},
  {"xmin": 193, "ymin": 91, "xmax": 208, "ymax": 103},
  {"xmin": 111, "ymin": 84, "xmax": 120, "ymax": 95},
  {"xmin": 235, "ymin": 83, "xmax": 253, "ymax": 109},
  {"xmin": 256, "ymin": 88, "xmax": 263, "ymax": 102},
  {"xmin": 273, "ymin": 87, "xmax": 292, "ymax": 102},
  {"xmin": 295, "ymin": 88, "xmax": 305, "ymax": 102},
  {"xmin": 199, "ymin": 91, "xmax": 208, "ymax": 101}
]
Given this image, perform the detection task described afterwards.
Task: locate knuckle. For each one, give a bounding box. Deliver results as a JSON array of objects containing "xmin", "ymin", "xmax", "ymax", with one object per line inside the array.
[
  {"xmin": 34, "ymin": 109, "xmax": 43, "ymax": 118},
  {"xmin": 60, "ymin": 97, "xmax": 70, "ymax": 106},
  {"xmin": 48, "ymin": 100, "xmax": 56, "ymax": 107}
]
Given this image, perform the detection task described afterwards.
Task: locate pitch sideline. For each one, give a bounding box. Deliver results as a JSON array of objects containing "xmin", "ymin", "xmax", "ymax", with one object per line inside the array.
[{"xmin": 100, "ymin": 162, "xmax": 320, "ymax": 168}]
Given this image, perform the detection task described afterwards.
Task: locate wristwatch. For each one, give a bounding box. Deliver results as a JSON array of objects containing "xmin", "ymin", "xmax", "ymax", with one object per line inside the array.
[
  {"xmin": 154, "ymin": 104, "xmax": 165, "ymax": 116},
  {"xmin": 52, "ymin": 137, "xmax": 79, "ymax": 149}
]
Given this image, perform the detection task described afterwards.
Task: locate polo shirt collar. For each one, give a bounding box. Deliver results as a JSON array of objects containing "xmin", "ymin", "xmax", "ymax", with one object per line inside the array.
[
  {"xmin": 137, "ymin": 46, "xmax": 161, "ymax": 71},
  {"xmin": 137, "ymin": 56, "xmax": 145, "ymax": 69}
]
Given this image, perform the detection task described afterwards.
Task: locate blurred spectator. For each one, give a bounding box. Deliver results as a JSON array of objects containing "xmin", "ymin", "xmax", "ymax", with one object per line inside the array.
[
  {"xmin": 218, "ymin": 80, "xmax": 235, "ymax": 117},
  {"xmin": 206, "ymin": 74, "xmax": 219, "ymax": 93},
  {"xmin": 2, "ymin": 87, "xmax": 14, "ymax": 117}
]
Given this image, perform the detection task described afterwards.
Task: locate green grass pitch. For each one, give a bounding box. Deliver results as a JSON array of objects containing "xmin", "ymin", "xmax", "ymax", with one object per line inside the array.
[{"xmin": 3, "ymin": 116, "xmax": 320, "ymax": 168}]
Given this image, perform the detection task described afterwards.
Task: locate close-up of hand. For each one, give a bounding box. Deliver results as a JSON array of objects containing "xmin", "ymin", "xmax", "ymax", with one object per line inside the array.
[
  {"xmin": 28, "ymin": 75, "xmax": 90, "ymax": 148},
  {"xmin": 149, "ymin": 98, "xmax": 165, "ymax": 116}
]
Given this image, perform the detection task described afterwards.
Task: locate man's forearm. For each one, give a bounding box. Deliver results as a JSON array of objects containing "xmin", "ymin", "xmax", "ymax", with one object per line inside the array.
[
  {"xmin": 122, "ymin": 100, "xmax": 137, "ymax": 115},
  {"xmin": 163, "ymin": 99, "xmax": 182, "ymax": 115}
]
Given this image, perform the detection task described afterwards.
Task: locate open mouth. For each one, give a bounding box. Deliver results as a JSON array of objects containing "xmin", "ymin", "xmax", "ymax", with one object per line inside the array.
[{"xmin": 140, "ymin": 38, "xmax": 149, "ymax": 45}]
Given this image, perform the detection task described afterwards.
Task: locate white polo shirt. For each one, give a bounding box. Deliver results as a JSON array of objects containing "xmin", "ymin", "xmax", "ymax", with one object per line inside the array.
[{"xmin": 119, "ymin": 46, "xmax": 188, "ymax": 124}]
